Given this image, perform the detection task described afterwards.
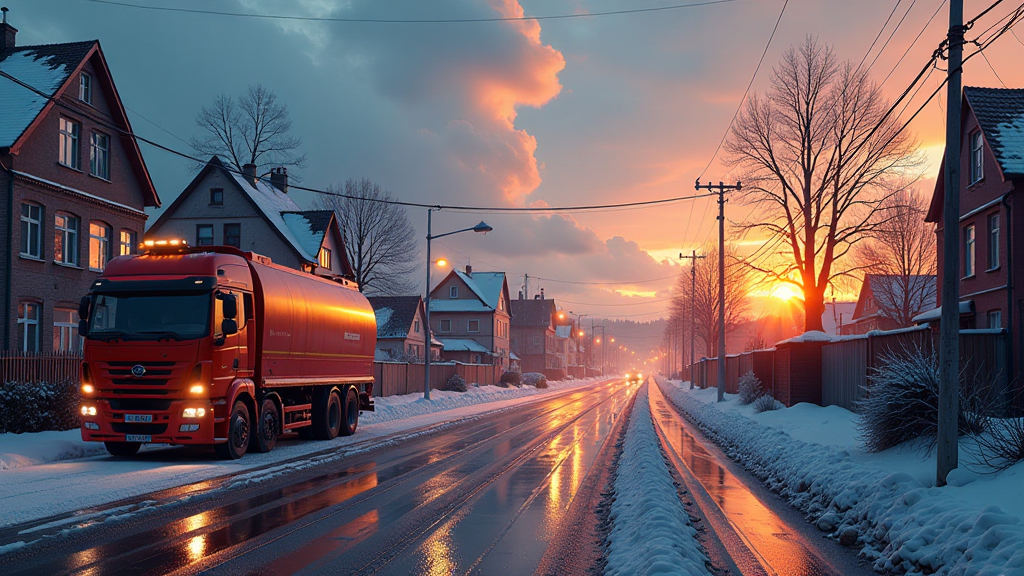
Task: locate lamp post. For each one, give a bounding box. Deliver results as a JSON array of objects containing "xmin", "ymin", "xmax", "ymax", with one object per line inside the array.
[
  {"xmin": 423, "ymin": 208, "xmax": 493, "ymax": 400},
  {"xmin": 568, "ymin": 311, "xmax": 587, "ymax": 376}
]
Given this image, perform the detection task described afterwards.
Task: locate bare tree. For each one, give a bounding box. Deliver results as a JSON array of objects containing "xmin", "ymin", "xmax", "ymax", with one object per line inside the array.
[
  {"xmin": 854, "ymin": 189, "xmax": 937, "ymax": 326},
  {"xmin": 725, "ymin": 37, "xmax": 922, "ymax": 332},
  {"xmin": 670, "ymin": 243, "xmax": 752, "ymax": 357},
  {"xmin": 318, "ymin": 179, "xmax": 419, "ymax": 295},
  {"xmin": 190, "ymin": 84, "xmax": 306, "ymax": 173}
]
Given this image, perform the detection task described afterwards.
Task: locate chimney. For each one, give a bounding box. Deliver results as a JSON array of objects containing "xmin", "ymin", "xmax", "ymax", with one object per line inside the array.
[
  {"xmin": 241, "ymin": 163, "xmax": 257, "ymax": 187},
  {"xmin": 270, "ymin": 167, "xmax": 288, "ymax": 193},
  {"xmin": 518, "ymin": 290, "xmax": 523, "ymax": 300},
  {"xmin": 465, "ymin": 264, "xmax": 472, "ymax": 276},
  {"xmin": 1, "ymin": 8, "xmax": 17, "ymax": 50},
  {"xmin": 534, "ymin": 294, "xmax": 540, "ymax": 300},
  {"xmin": 540, "ymin": 288, "xmax": 545, "ymax": 300}
]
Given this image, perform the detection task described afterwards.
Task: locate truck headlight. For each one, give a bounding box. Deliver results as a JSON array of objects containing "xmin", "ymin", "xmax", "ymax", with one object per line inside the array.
[
  {"xmin": 82, "ymin": 384, "xmax": 95, "ymax": 394},
  {"xmin": 189, "ymin": 385, "xmax": 205, "ymax": 395},
  {"xmin": 80, "ymin": 405, "xmax": 97, "ymax": 416},
  {"xmin": 182, "ymin": 407, "xmax": 206, "ymax": 418}
]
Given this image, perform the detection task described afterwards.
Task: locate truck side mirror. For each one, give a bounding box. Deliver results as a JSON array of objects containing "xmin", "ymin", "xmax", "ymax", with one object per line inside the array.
[
  {"xmin": 78, "ymin": 319, "xmax": 90, "ymax": 337},
  {"xmin": 222, "ymin": 318, "xmax": 238, "ymax": 336},
  {"xmin": 220, "ymin": 293, "xmax": 238, "ymax": 319},
  {"xmin": 78, "ymin": 296, "xmax": 91, "ymax": 321}
]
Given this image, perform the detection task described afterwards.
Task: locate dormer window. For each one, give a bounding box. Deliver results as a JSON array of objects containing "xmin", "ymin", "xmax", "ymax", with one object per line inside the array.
[
  {"xmin": 970, "ymin": 130, "xmax": 984, "ymax": 184},
  {"xmin": 318, "ymin": 247, "xmax": 331, "ymax": 270},
  {"xmin": 79, "ymin": 72, "xmax": 92, "ymax": 105},
  {"xmin": 449, "ymin": 286, "xmax": 458, "ymax": 299}
]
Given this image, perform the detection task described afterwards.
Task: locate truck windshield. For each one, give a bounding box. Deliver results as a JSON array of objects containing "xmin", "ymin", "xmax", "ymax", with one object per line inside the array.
[{"xmin": 88, "ymin": 293, "xmax": 211, "ymax": 341}]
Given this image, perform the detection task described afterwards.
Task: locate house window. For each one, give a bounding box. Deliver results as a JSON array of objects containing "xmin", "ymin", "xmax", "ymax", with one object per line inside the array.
[
  {"xmin": 90, "ymin": 132, "xmax": 110, "ymax": 179},
  {"xmin": 970, "ymin": 130, "xmax": 984, "ymax": 184},
  {"xmin": 197, "ymin": 224, "xmax": 214, "ymax": 246},
  {"xmin": 20, "ymin": 203, "xmax": 42, "ymax": 258},
  {"xmin": 119, "ymin": 230, "xmax": 136, "ymax": 256},
  {"xmin": 449, "ymin": 286, "xmax": 458, "ymax": 299},
  {"xmin": 440, "ymin": 319, "xmax": 452, "ymax": 333},
  {"xmin": 224, "ymin": 223, "xmax": 241, "ymax": 248},
  {"xmin": 18, "ymin": 302, "xmax": 40, "ymax": 352},
  {"xmin": 414, "ymin": 319, "xmax": 421, "ymax": 333},
  {"xmin": 59, "ymin": 118, "xmax": 80, "ymax": 169},
  {"xmin": 53, "ymin": 308, "xmax": 82, "ymax": 353},
  {"xmin": 473, "ymin": 354, "xmax": 482, "ymax": 364},
  {"xmin": 964, "ymin": 224, "xmax": 976, "ymax": 277},
  {"xmin": 79, "ymin": 72, "xmax": 92, "ymax": 104},
  {"xmin": 467, "ymin": 319, "xmax": 480, "ymax": 333},
  {"xmin": 210, "ymin": 188, "xmax": 224, "ymax": 206},
  {"xmin": 54, "ymin": 212, "xmax": 79, "ymax": 265},
  {"xmin": 988, "ymin": 310, "xmax": 1002, "ymax": 330},
  {"xmin": 533, "ymin": 336, "xmax": 540, "ymax": 345},
  {"xmin": 318, "ymin": 247, "xmax": 331, "ymax": 269},
  {"xmin": 988, "ymin": 213, "xmax": 1000, "ymax": 270},
  {"xmin": 89, "ymin": 222, "xmax": 111, "ymax": 271}
]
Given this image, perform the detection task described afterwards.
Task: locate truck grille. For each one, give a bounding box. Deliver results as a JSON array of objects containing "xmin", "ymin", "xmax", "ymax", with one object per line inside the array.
[
  {"xmin": 109, "ymin": 399, "xmax": 173, "ymax": 411},
  {"xmin": 112, "ymin": 389, "xmax": 169, "ymax": 396},
  {"xmin": 111, "ymin": 379, "xmax": 169, "ymax": 386},
  {"xmin": 111, "ymin": 423, "xmax": 168, "ymax": 435}
]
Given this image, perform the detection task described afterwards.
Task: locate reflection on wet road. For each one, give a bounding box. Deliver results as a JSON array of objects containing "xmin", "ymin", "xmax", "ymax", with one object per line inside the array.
[
  {"xmin": 648, "ymin": 382, "xmax": 867, "ymax": 576},
  {"xmin": 2, "ymin": 379, "xmax": 636, "ymax": 576}
]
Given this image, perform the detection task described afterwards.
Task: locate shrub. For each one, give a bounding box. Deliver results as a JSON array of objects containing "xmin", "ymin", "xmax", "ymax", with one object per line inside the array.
[
  {"xmin": 498, "ymin": 371, "xmax": 521, "ymax": 388},
  {"xmin": 738, "ymin": 371, "xmax": 765, "ymax": 405},
  {"xmin": 969, "ymin": 416, "xmax": 1024, "ymax": 471},
  {"xmin": 522, "ymin": 372, "xmax": 548, "ymax": 389},
  {"xmin": 753, "ymin": 393, "xmax": 784, "ymax": 413},
  {"xmin": 0, "ymin": 380, "xmax": 80, "ymax": 434},
  {"xmin": 856, "ymin": 345, "xmax": 993, "ymax": 453},
  {"xmin": 444, "ymin": 373, "xmax": 468, "ymax": 393}
]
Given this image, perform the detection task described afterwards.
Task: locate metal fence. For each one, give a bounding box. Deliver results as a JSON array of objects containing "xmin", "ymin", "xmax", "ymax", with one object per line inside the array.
[{"xmin": 0, "ymin": 351, "xmax": 82, "ymax": 383}]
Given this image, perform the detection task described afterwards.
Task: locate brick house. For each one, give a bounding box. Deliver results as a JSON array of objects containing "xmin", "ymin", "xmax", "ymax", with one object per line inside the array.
[
  {"xmin": 510, "ymin": 298, "xmax": 559, "ymax": 374},
  {"xmin": 841, "ymin": 274, "xmax": 937, "ymax": 335},
  {"xmin": 0, "ymin": 19, "xmax": 161, "ymax": 352},
  {"xmin": 428, "ymin": 265, "xmax": 511, "ymax": 367},
  {"xmin": 147, "ymin": 156, "xmax": 351, "ymax": 277},
  {"xmin": 368, "ymin": 295, "xmax": 441, "ymax": 362},
  {"xmin": 926, "ymin": 86, "xmax": 1024, "ymax": 380}
]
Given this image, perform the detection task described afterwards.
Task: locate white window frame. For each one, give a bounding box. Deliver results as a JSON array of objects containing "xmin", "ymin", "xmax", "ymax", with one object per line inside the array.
[
  {"xmin": 53, "ymin": 308, "xmax": 82, "ymax": 353},
  {"xmin": 970, "ymin": 130, "xmax": 984, "ymax": 184},
  {"xmin": 440, "ymin": 319, "xmax": 452, "ymax": 333},
  {"xmin": 54, "ymin": 212, "xmax": 79, "ymax": 265},
  {"xmin": 964, "ymin": 224, "xmax": 976, "ymax": 278},
  {"xmin": 988, "ymin": 310, "xmax": 1002, "ymax": 330},
  {"xmin": 20, "ymin": 202, "xmax": 42, "ymax": 259},
  {"xmin": 79, "ymin": 72, "xmax": 92, "ymax": 105},
  {"xmin": 89, "ymin": 221, "xmax": 111, "ymax": 271},
  {"xmin": 988, "ymin": 213, "xmax": 1000, "ymax": 270},
  {"xmin": 90, "ymin": 131, "xmax": 110, "ymax": 180},
  {"xmin": 449, "ymin": 286, "xmax": 458, "ymax": 299},
  {"xmin": 196, "ymin": 224, "xmax": 214, "ymax": 246},
  {"xmin": 59, "ymin": 118, "xmax": 80, "ymax": 170},
  {"xmin": 18, "ymin": 302, "xmax": 40, "ymax": 352},
  {"xmin": 467, "ymin": 319, "xmax": 480, "ymax": 333},
  {"xmin": 318, "ymin": 247, "xmax": 331, "ymax": 270},
  {"xmin": 119, "ymin": 229, "xmax": 136, "ymax": 256}
]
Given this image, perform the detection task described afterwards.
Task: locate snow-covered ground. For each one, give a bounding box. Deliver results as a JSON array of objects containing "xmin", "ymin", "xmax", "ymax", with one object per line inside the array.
[
  {"xmin": 658, "ymin": 378, "xmax": 1024, "ymax": 575},
  {"xmin": 0, "ymin": 378, "xmax": 602, "ymax": 530},
  {"xmin": 605, "ymin": 385, "xmax": 711, "ymax": 576}
]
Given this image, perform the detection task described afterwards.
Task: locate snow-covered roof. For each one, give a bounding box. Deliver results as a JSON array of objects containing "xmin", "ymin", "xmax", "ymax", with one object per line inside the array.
[
  {"xmin": 367, "ymin": 296, "xmax": 425, "ymax": 340},
  {"xmin": 912, "ymin": 301, "xmax": 975, "ymax": 324},
  {"xmin": 455, "ymin": 270, "xmax": 506, "ymax": 309},
  {"xmin": 555, "ymin": 325, "xmax": 572, "ymax": 339},
  {"xmin": 281, "ymin": 211, "xmax": 332, "ymax": 261},
  {"xmin": 226, "ymin": 169, "xmax": 328, "ymax": 262},
  {"xmin": 438, "ymin": 338, "xmax": 491, "ymax": 353},
  {"xmin": 429, "ymin": 299, "xmax": 492, "ymax": 313},
  {"xmin": 0, "ymin": 41, "xmax": 94, "ymax": 148},
  {"xmin": 965, "ymin": 87, "xmax": 1024, "ymax": 178}
]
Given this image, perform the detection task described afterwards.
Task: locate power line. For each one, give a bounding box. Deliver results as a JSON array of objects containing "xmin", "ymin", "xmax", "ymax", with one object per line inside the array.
[
  {"xmin": 557, "ymin": 297, "xmax": 674, "ymax": 307},
  {"xmin": 530, "ymin": 274, "xmax": 679, "ymax": 286},
  {"xmin": 85, "ymin": 0, "xmax": 739, "ymax": 23}
]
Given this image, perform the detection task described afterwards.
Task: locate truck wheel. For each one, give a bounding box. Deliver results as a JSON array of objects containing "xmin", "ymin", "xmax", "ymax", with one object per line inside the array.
[
  {"xmin": 104, "ymin": 441, "xmax": 141, "ymax": 457},
  {"xmin": 311, "ymin": 387, "xmax": 343, "ymax": 440},
  {"xmin": 340, "ymin": 386, "xmax": 359, "ymax": 437},
  {"xmin": 250, "ymin": 398, "xmax": 279, "ymax": 453},
  {"xmin": 215, "ymin": 400, "xmax": 250, "ymax": 460}
]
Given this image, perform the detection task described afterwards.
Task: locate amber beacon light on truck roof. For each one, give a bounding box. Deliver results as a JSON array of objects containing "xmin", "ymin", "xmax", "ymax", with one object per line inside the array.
[{"xmin": 141, "ymin": 238, "xmax": 189, "ymax": 254}]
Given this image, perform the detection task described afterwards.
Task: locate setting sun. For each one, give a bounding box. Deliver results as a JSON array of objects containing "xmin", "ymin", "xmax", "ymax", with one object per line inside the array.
[{"xmin": 770, "ymin": 284, "xmax": 802, "ymax": 302}]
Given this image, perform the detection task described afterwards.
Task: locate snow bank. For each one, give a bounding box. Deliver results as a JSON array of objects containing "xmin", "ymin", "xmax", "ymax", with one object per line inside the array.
[
  {"xmin": 605, "ymin": 385, "xmax": 711, "ymax": 576},
  {"xmin": 657, "ymin": 379, "xmax": 1024, "ymax": 576},
  {"xmin": 0, "ymin": 430, "xmax": 107, "ymax": 470}
]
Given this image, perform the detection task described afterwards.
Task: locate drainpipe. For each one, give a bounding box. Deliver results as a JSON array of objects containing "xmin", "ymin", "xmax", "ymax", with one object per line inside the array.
[
  {"xmin": 2, "ymin": 155, "xmax": 12, "ymax": 350},
  {"xmin": 1003, "ymin": 193, "xmax": 1014, "ymax": 396}
]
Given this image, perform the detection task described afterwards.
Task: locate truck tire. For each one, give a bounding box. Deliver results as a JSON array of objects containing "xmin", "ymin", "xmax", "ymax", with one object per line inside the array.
[
  {"xmin": 311, "ymin": 387, "xmax": 343, "ymax": 440},
  {"xmin": 215, "ymin": 400, "xmax": 250, "ymax": 460},
  {"xmin": 340, "ymin": 386, "xmax": 359, "ymax": 437},
  {"xmin": 250, "ymin": 398, "xmax": 279, "ymax": 453},
  {"xmin": 104, "ymin": 441, "xmax": 141, "ymax": 457}
]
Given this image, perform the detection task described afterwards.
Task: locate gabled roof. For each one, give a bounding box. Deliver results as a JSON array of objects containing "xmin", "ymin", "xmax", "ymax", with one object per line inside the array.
[
  {"xmin": 0, "ymin": 40, "xmax": 160, "ymax": 207},
  {"xmin": 430, "ymin": 269, "xmax": 508, "ymax": 313},
  {"xmin": 367, "ymin": 296, "xmax": 424, "ymax": 340},
  {"xmin": 281, "ymin": 210, "xmax": 335, "ymax": 261},
  {"xmin": 852, "ymin": 274, "xmax": 937, "ymax": 320},
  {"xmin": 964, "ymin": 87, "xmax": 1024, "ymax": 178},
  {"xmin": 510, "ymin": 299, "xmax": 555, "ymax": 328}
]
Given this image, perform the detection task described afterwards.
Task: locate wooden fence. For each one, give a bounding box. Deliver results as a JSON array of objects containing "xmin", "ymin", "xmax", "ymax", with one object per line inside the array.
[{"xmin": 1, "ymin": 351, "xmax": 82, "ymax": 383}]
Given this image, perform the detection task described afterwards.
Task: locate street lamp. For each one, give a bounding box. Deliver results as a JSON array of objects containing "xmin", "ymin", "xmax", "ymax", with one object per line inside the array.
[
  {"xmin": 424, "ymin": 209, "xmax": 493, "ymax": 400},
  {"xmin": 567, "ymin": 311, "xmax": 587, "ymax": 376}
]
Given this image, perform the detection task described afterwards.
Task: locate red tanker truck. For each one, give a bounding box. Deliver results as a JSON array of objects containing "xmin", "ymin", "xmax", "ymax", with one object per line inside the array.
[{"xmin": 77, "ymin": 240, "xmax": 376, "ymax": 460}]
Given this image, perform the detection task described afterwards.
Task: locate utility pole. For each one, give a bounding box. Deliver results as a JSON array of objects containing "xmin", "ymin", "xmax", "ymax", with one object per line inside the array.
[
  {"xmin": 937, "ymin": 0, "xmax": 964, "ymax": 487},
  {"xmin": 695, "ymin": 180, "xmax": 741, "ymax": 402},
  {"xmin": 680, "ymin": 249, "xmax": 705, "ymax": 389}
]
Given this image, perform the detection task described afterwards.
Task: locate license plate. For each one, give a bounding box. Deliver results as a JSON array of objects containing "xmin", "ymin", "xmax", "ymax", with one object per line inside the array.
[
  {"xmin": 125, "ymin": 414, "xmax": 152, "ymax": 423},
  {"xmin": 125, "ymin": 434, "xmax": 151, "ymax": 443}
]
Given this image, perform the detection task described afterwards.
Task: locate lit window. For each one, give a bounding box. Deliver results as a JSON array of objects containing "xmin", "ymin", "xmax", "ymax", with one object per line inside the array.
[
  {"xmin": 54, "ymin": 212, "xmax": 79, "ymax": 265},
  {"xmin": 224, "ymin": 223, "xmax": 241, "ymax": 248},
  {"xmin": 119, "ymin": 230, "xmax": 136, "ymax": 256},
  {"xmin": 210, "ymin": 188, "xmax": 224, "ymax": 206},
  {"xmin": 59, "ymin": 118, "xmax": 79, "ymax": 169},
  {"xmin": 988, "ymin": 213, "xmax": 999, "ymax": 270},
  {"xmin": 90, "ymin": 132, "xmax": 109, "ymax": 180},
  {"xmin": 440, "ymin": 319, "xmax": 452, "ymax": 333},
  {"xmin": 970, "ymin": 130, "xmax": 984, "ymax": 184},
  {"xmin": 18, "ymin": 302, "xmax": 40, "ymax": 352},
  {"xmin": 89, "ymin": 221, "xmax": 111, "ymax": 271},
  {"xmin": 79, "ymin": 72, "xmax": 92, "ymax": 104},
  {"xmin": 449, "ymin": 286, "xmax": 458, "ymax": 299},
  {"xmin": 318, "ymin": 247, "xmax": 331, "ymax": 269},
  {"xmin": 964, "ymin": 224, "xmax": 976, "ymax": 277},
  {"xmin": 197, "ymin": 224, "xmax": 214, "ymax": 246},
  {"xmin": 988, "ymin": 310, "xmax": 1002, "ymax": 330},
  {"xmin": 20, "ymin": 203, "xmax": 42, "ymax": 258},
  {"xmin": 467, "ymin": 319, "xmax": 480, "ymax": 333},
  {"xmin": 53, "ymin": 308, "xmax": 82, "ymax": 353}
]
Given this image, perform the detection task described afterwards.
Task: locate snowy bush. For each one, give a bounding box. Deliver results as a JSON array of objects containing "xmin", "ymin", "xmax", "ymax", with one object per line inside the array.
[
  {"xmin": 498, "ymin": 371, "xmax": 520, "ymax": 388},
  {"xmin": 522, "ymin": 372, "xmax": 548, "ymax": 389},
  {"xmin": 857, "ymin": 346, "xmax": 992, "ymax": 453},
  {"xmin": 0, "ymin": 380, "xmax": 80, "ymax": 433},
  {"xmin": 969, "ymin": 415, "xmax": 1024, "ymax": 471},
  {"xmin": 444, "ymin": 374, "xmax": 468, "ymax": 393},
  {"xmin": 737, "ymin": 370, "xmax": 765, "ymax": 405},
  {"xmin": 752, "ymin": 393, "xmax": 783, "ymax": 413}
]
